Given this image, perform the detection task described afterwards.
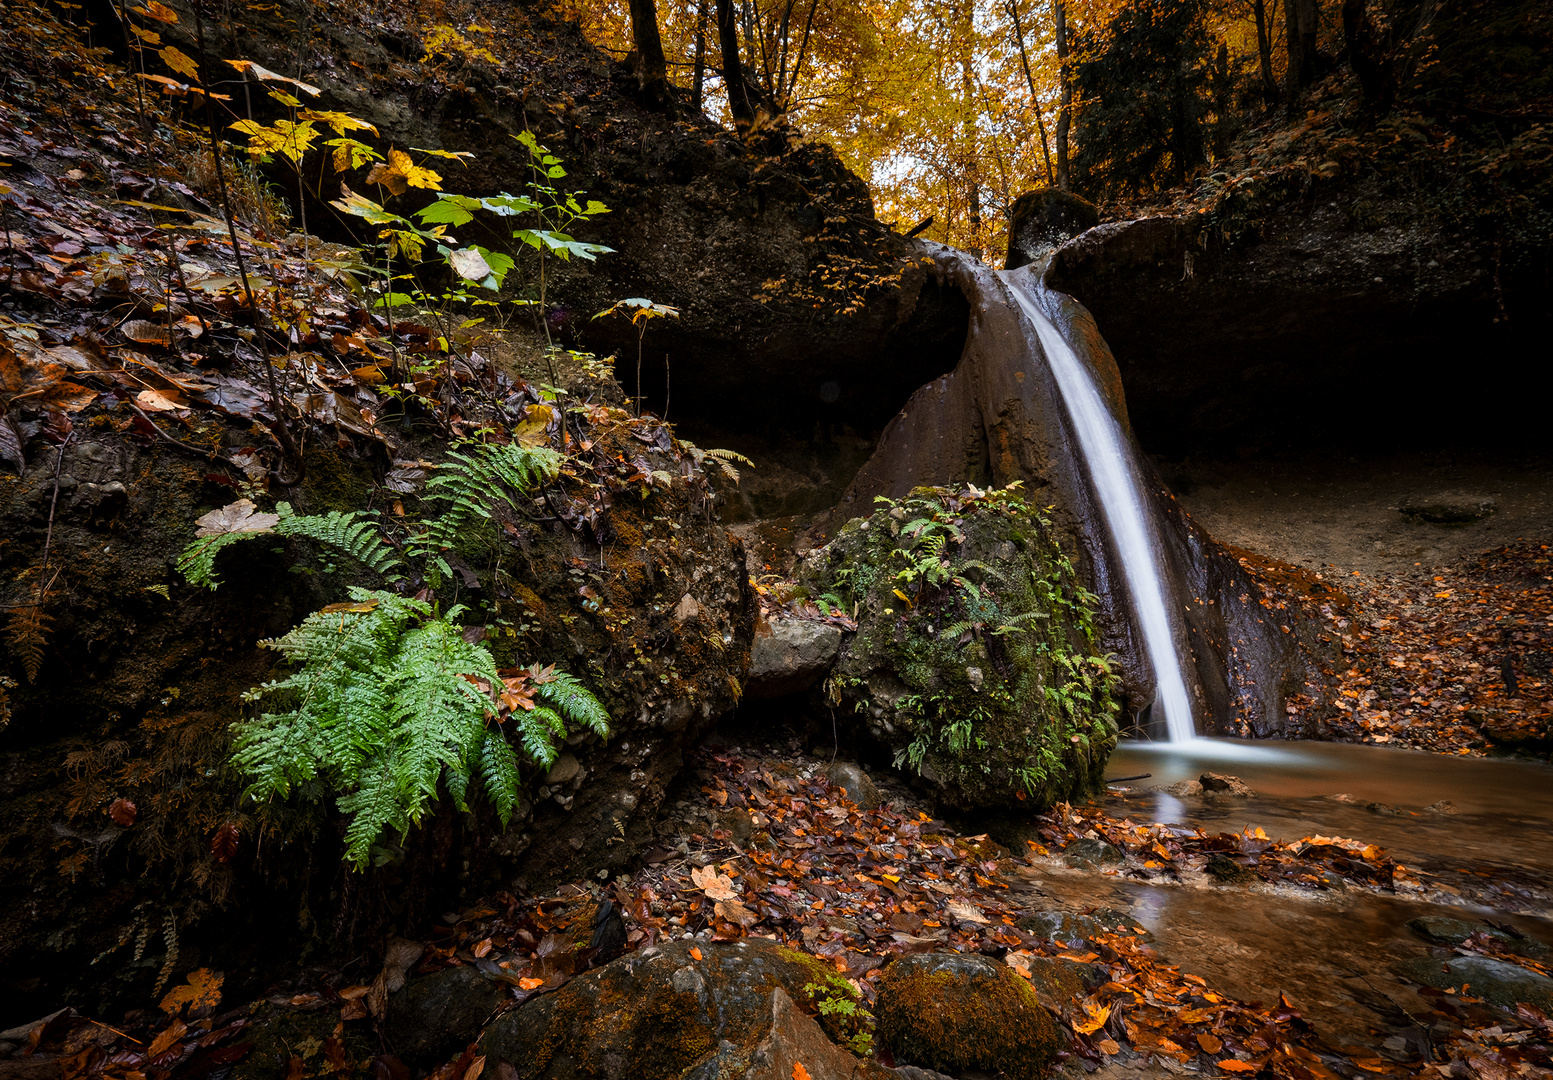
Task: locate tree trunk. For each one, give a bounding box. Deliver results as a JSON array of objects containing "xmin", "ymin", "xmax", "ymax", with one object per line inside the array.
[
  {"xmin": 1297, "ymin": 0, "xmax": 1320, "ymax": 84},
  {"xmin": 717, "ymin": 0, "xmax": 756, "ymax": 125},
  {"xmin": 1053, "ymin": 0, "xmax": 1071, "ymax": 191},
  {"xmin": 628, "ymin": 0, "xmax": 671, "ymax": 105},
  {"xmin": 692, "ymin": 0, "xmax": 708, "ymax": 111},
  {"xmin": 1282, "ymin": 0, "xmax": 1303, "ymax": 110},
  {"xmin": 1007, "ymin": 0, "xmax": 1055, "ymax": 187},
  {"xmin": 1342, "ymin": 0, "xmax": 1394, "ymax": 113},
  {"xmin": 1253, "ymin": 0, "xmax": 1277, "ymax": 105}
]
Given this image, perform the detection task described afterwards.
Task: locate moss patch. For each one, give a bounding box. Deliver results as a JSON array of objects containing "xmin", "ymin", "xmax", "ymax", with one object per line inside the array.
[{"xmin": 875, "ymin": 953, "xmax": 1062, "ymax": 1080}]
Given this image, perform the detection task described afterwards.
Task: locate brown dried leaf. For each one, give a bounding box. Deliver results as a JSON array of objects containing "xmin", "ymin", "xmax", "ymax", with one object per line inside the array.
[
  {"xmin": 691, "ymin": 865, "xmax": 739, "ymax": 901},
  {"xmin": 194, "ymin": 499, "xmax": 279, "ymax": 538},
  {"xmin": 109, "ymin": 798, "xmax": 137, "ymax": 827}
]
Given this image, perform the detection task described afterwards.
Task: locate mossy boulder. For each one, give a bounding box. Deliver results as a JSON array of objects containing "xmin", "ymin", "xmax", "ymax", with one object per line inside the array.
[
  {"xmin": 477, "ymin": 938, "xmax": 854, "ymax": 1080},
  {"xmin": 799, "ymin": 485, "xmax": 1119, "ymax": 811},
  {"xmin": 875, "ymin": 952, "xmax": 1063, "ymax": 1080}
]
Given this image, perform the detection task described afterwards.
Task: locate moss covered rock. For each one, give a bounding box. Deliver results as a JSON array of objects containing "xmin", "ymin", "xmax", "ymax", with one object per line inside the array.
[
  {"xmin": 799, "ymin": 484, "xmax": 1119, "ymax": 811},
  {"xmin": 875, "ymin": 952, "xmax": 1063, "ymax": 1080},
  {"xmin": 477, "ymin": 938, "xmax": 854, "ymax": 1080}
]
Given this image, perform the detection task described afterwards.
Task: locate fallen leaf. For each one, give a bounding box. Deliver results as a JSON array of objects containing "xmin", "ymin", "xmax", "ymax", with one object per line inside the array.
[
  {"xmin": 517, "ymin": 977, "xmax": 544, "ymax": 990},
  {"xmin": 161, "ymin": 969, "xmax": 223, "ymax": 1015},
  {"xmin": 714, "ymin": 899, "xmax": 758, "ymax": 928},
  {"xmin": 194, "ymin": 499, "xmax": 279, "ymax": 538},
  {"xmin": 1217, "ymin": 1061, "xmax": 1259, "ymax": 1073},
  {"xmin": 147, "ymin": 1019, "xmax": 186, "ymax": 1058},
  {"xmin": 109, "ymin": 798, "xmax": 137, "ymax": 827},
  {"xmin": 123, "ymin": 320, "xmax": 172, "ymax": 346},
  {"xmin": 136, "ymin": 388, "xmax": 182, "ymax": 411},
  {"xmin": 689, "ymin": 947, "xmax": 703, "ymax": 961},
  {"xmin": 691, "ymin": 865, "xmax": 739, "ymax": 902},
  {"xmin": 946, "ymin": 899, "xmax": 989, "ymax": 924},
  {"xmin": 1098, "ymin": 1039, "xmax": 1121, "ymax": 1055},
  {"xmin": 1197, "ymin": 1032, "xmax": 1223, "ymax": 1054},
  {"xmin": 792, "ymin": 1065, "xmax": 811, "ymax": 1080}
]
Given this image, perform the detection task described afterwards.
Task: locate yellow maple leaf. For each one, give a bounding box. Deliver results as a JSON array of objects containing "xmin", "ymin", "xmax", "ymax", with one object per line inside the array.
[
  {"xmin": 389, "ymin": 147, "xmax": 441, "ymax": 191},
  {"xmin": 139, "ymin": 0, "xmax": 178, "ymax": 22},
  {"xmin": 160, "ymin": 46, "xmax": 199, "ymax": 80}
]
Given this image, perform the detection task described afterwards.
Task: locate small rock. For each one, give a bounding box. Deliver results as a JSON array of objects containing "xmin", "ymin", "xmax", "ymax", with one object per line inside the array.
[
  {"xmin": 875, "ymin": 952, "xmax": 1062, "ymax": 1080},
  {"xmin": 1325, "ymin": 793, "xmax": 1356, "ymax": 802},
  {"xmin": 1015, "ymin": 908, "xmax": 1152, "ymax": 949},
  {"xmin": 545, "ymin": 753, "xmax": 583, "ymax": 787},
  {"xmin": 1406, "ymin": 917, "xmax": 1548, "ymax": 957},
  {"xmin": 1063, "ymin": 837, "xmax": 1124, "ymax": 869},
  {"xmin": 745, "ymin": 615, "xmax": 843, "ymax": 698},
  {"xmin": 388, "ymin": 965, "xmax": 510, "ymax": 1066},
  {"xmin": 1397, "ymin": 492, "xmax": 1497, "ymax": 524},
  {"xmin": 1204, "ymin": 854, "xmax": 1257, "ymax": 885},
  {"xmin": 825, "ymin": 761, "xmax": 881, "ymax": 810},
  {"xmin": 1425, "ymin": 800, "xmax": 1458, "ymax": 815},
  {"xmin": 1199, "ymin": 773, "xmax": 1254, "ymax": 797},
  {"xmin": 1157, "ymin": 779, "xmax": 1203, "ymax": 797},
  {"xmin": 1393, "ymin": 954, "xmax": 1553, "ymax": 1010},
  {"xmin": 1365, "ymin": 801, "xmax": 1407, "ymax": 816}
]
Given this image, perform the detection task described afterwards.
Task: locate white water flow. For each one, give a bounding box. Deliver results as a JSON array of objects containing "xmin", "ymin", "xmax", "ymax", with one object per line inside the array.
[{"xmin": 1005, "ymin": 275, "xmax": 1198, "ymax": 742}]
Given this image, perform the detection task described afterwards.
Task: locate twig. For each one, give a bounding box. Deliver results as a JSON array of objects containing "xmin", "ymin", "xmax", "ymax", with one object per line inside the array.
[
  {"xmin": 1106, "ymin": 773, "xmax": 1152, "ymax": 784},
  {"xmin": 191, "ymin": 4, "xmax": 304, "ymax": 486},
  {"xmin": 36, "ymin": 432, "xmax": 75, "ymax": 609},
  {"xmin": 125, "ymin": 400, "xmax": 240, "ymax": 475}
]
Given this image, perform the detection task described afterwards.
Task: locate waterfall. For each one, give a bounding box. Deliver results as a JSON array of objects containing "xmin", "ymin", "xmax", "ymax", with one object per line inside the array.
[{"xmin": 1003, "ymin": 272, "xmax": 1198, "ymax": 742}]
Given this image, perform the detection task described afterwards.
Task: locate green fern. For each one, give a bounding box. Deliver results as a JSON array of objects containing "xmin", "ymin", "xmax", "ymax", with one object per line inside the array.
[
  {"xmin": 177, "ymin": 502, "xmax": 403, "ymax": 589},
  {"xmin": 235, "ymin": 587, "xmax": 608, "ymax": 868},
  {"xmin": 413, "ymin": 442, "xmax": 562, "ymax": 558}
]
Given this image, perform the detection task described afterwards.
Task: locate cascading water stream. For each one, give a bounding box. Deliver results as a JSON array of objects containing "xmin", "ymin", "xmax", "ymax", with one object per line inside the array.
[{"xmin": 1003, "ymin": 271, "xmax": 1199, "ymax": 742}]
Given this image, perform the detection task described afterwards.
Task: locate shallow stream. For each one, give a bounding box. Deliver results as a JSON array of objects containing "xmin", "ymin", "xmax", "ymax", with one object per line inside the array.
[{"xmin": 1021, "ymin": 739, "xmax": 1553, "ymax": 1058}]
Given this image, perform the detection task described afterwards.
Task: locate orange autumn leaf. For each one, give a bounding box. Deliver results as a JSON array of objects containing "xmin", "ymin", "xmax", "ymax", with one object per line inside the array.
[
  {"xmin": 689, "ymin": 947, "xmax": 703, "ymax": 961},
  {"xmin": 160, "ymin": 968, "xmax": 222, "ymax": 1015},
  {"xmin": 517, "ymin": 977, "xmax": 544, "ymax": 990},
  {"xmin": 1217, "ymin": 1061, "xmax": 1259, "ymax": 1073},
  {"xmin": 1197, "ymin": 1032, "xmax": 1224, "ymax": 1054},
  {"xmin": 792, "ymin": 1066, "xmax": 811, "ymax": 1080}
]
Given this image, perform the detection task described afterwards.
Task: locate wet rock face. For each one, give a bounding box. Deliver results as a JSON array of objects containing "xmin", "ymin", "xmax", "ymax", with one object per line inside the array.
[
  {"xmin": 824, "ymin": 761, "xmax": 881, "ymax": 811},
  {"xmin": 1004, "ymin": 188, "xmax": 1101, "ymax": 271},
  {"xmin": 477, "ymin": 938, "xmax": 850, "ymax": 1080},
  {"xmin": 387, "ymin": 965, "xmax": 510, "ymax": 1066},
  {"xmin": 799, "ymin": 486, "xmax": 1119, "ymax": 812},
  {"xmin": 1406, "ymin": 917, "xmax": 1549, "ymax": 957},
  {"xmin": 874, "ymin": 952, "xmax": 1062, "ymax": 1080},
  {"xmin": 1043, "ymin": 211, "xmax": 1552, "ymax": 458},
  {"xmin": 810, "ymin": 248, "xmax": 1338, "ymax": 740}
]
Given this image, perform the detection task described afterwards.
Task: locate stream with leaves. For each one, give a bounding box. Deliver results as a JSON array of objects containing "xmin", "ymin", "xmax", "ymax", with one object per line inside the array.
[{"xmin": 1037, "ymin": 740, "xmax": 1553, "ymax": 1062}]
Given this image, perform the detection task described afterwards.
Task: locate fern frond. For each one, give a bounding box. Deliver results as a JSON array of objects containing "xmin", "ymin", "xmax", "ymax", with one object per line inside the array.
[
  {"xmin": 991, "ymin": 610, "xmax": 1050, "ymax": 636},
  {"xmin": 415, "ymin": 442, "xmax": 562, "ymax": 554},
  {"xmin": 515, "ymin": 706, "xmax": 566, "ymax": 768},
  {"xmin": 536, "ymin": 671, "xmax": 610, "ymax": 737},
  {"xmin": 275, "ymin": 503, "xmax": 403, "ymax": 578},
  {"xmin": 480, "ymin": 731, "xmax": 521, "ymax": 826},
  {"xmin": 4, "ymin": 602, "xmax": 51, "ymax": 682},
  {"xmin": 176, "ymin": 531, "xmax": 265, "ymax": 590}
]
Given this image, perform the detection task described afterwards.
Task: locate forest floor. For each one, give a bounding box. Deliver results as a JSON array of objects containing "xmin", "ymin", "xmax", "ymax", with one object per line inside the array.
[
  {"xmin": 1168, "ymin": 450, "xmax": 1553, "ymax": 759},
  {"xmin": 8, "ymin": 732, "xmax": 1551, "ymax": 1079}
]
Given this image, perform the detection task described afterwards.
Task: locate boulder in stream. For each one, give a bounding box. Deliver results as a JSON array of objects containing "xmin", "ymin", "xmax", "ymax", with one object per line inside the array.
[
  {"xmin": 1406, "ymin": 917, "xmax": 1549, "ymax": 957},
  {"xmin": 1392, "ymin": 954, "xmax": 1553, "ymax": 1011},
  {"xmin": 1200, "ymin": 773, "xmax": 1255, "ymax": 797}
]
